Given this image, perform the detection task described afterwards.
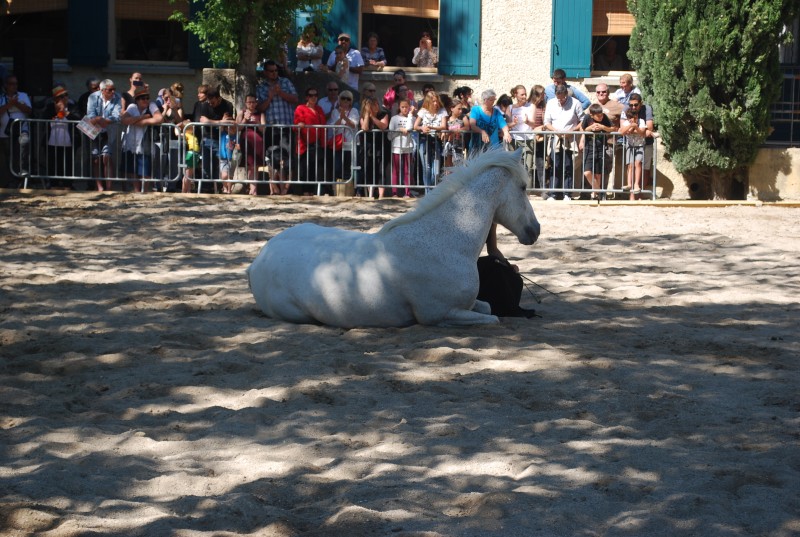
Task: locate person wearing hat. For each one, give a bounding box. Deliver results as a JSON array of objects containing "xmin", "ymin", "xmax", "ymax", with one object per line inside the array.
[
  {"xmin": 43, "ymin": 85, "xmax": 81, "ymax": 184},
  {"xmin": 121, "ymin": 85, "xmax": 162, "ymax": 192},
  {"xmin": 324, "ymin": 33, "xmax": 364, "ymax": 89}
]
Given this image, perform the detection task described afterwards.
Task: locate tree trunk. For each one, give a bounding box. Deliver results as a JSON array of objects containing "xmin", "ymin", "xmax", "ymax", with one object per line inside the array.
[
  {"xmin": 687, "ymin": 167, "xmax": 747, "ymax": 200},
  {"xmin": 235, "ymin": 2, "xmax": 264, "ymax": 110}
]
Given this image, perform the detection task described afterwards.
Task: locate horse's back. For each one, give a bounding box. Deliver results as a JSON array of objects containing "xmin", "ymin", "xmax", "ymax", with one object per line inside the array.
[{"xmin": 248, "ymin": 223, "xmax": 415, "ymax": 327}]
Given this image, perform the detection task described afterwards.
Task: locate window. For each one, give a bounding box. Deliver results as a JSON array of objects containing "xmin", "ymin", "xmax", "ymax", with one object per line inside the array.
[
  {"xmin": 115, "ymin": 0, "xmax": 189, "ymax": 62},
  {"xmin": 322, "ymin": 0, "xmax": 480, "ymax": 76},
  {"xmin": 767, "ymin": 17, "xmax": 800, "ymax": 146},
  {"xmin": 0, "ymin": 0, "xmax": 68, "ymax": 58},
  {"xmin": 361, "ymin": 0, "xmax": 439, "ymax": 67},
  {"xmin": 591, "ymin": 0, "xmax": 634, "ymax": 71},
  {"xmin": 551, "ymin": 0, "xmax": 634, "ymax": 77}
]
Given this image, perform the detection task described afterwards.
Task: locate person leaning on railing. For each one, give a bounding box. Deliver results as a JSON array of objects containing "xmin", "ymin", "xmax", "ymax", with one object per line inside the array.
[
  {"xmin": 294, "ymin": 87, "xmax": 327, "ymax": 196},
  {"xmin": 44, "ymin": 85, "xmax": 81, "ymax": 184}
]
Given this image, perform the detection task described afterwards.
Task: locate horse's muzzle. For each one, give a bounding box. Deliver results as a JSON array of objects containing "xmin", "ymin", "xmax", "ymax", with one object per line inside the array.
[{"xmin": 519, "ymin": 223, "xmax": 541, "ymax": 245}]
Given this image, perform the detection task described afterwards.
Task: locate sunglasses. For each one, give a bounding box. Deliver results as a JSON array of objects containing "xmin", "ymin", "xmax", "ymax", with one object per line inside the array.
[
  {"xmin": 365, "ymin": 89, "xmax": 376, "ymax": 93},
  {"xmin": 307, "ymin": 93, "xmax": 318, "ymax": 97},
  {"xmin": 596, "ymin": 90, "xmax": 608, "ymax": 94}
]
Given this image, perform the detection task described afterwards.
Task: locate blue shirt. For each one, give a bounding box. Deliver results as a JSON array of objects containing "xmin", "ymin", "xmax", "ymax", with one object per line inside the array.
[
  {"xmin": 469, "ymin": 105, "xmax": 507, "ymax": 151},
  {"xmin": 85, "ymin": 90, "xmax": 122, "ymax": 124},
  {"xmin": 544, "ymin": 83, "xmax": 591, "ymax": 110},
  {"xmin": 256, "ymin": 77, "xmax": 298, "ymax": 125}
]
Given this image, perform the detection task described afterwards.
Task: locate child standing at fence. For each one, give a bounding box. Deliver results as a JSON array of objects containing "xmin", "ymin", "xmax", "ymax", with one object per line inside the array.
[
  {"xmin": 619, "ymin": 94, "xmax": 647, "ymax": 200},
  {"xmin": 580, "ymin": 104, "xmax": 614, "ymax": 200},
  {"xmin": 443, "ymin": 100, "xmax": 470, "ymax": 168},
  {"xmin": 388, "ymin": 99, "xmax": 414, "ymax": 197},
  {"xmin": 182, "ymin": 125, "xmax": 201, "ymax": 193},
  {"xmin": 218, "ymin": 125, "xmax": 238, "ymax": 194}
]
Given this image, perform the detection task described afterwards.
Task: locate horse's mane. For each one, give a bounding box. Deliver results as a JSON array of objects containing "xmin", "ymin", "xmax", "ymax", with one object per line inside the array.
[{"xmin": 379, "ymin": 148, "xmax": 527, "ymax": 235}]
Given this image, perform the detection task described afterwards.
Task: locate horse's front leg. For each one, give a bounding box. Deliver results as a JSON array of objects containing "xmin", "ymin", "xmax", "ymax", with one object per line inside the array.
[
  {"xmin": 437, "ymin": 306, "xmax": 499, "ymax": 327},
  {"xmin": 471, "ymin": 299, "xmax": 492, "ymax": 315}
]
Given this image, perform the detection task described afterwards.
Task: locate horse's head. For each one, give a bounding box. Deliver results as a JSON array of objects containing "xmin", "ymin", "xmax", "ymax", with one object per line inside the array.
[{"xmin": 493, "ymin": 149, "xmax": 541, "ymax": 245}]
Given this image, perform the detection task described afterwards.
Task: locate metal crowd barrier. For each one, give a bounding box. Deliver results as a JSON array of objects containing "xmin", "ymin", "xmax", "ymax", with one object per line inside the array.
[
  {"xmin": 352, "ymin": 128, "xmax": 657, "ymax": 200},
  {"xmin": 7, "ymin": 118, "xmax": 185, "ymax": 191},
  {"xmin": 508, "ymin": 129, "xmax": 659, "ymax": 200},
  {"xmin": 180, "ymin": 122, "xmax": 359, "ymax": 195},
  {"xmin": 6, "ymin": 118, "xmax": 657, "ymax": 199}
]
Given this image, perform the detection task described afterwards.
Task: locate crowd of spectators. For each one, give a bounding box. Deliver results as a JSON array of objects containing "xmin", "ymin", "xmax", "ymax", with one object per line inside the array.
[{"xmin": 0, "ymin": 27, "xmax": 654, "ymax": 200}]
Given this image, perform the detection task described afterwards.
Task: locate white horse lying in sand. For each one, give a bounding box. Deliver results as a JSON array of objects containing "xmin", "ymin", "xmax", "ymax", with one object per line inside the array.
[{"xmin": 247, "ymin": 149, "xmax": 541, "ymax": 327}]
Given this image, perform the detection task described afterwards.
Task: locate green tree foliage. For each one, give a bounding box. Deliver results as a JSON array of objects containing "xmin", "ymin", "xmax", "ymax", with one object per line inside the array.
[
  {"xmin": 170, "ymin": 0, "xmax": 331, "ymax": 106},
  {"xmin": 628, "ymin": 0, "xmax": 798, "ymax": 198}
]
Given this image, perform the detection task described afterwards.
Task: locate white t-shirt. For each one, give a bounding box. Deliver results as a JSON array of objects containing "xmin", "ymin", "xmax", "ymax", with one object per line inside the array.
[
  {"xmin": 295, "ymin": 42, "xmax": 323, "ymax": 71},
  {"xmin": 416, "ymin": 107, "xmax": 446, "ymax": 131},
  {"xmin": 123, "ymin": 102, "xmax": 160, "ymax": 154},
  {"xmin": 328, "ymin": 106, "xmax": 360, "ymax": 150},
  {"xmin": 509, "ymin": 103, "xmax": 533, "ymax": 140},
  {"xmin": 326, "ymin": 48, "xmax": 365, "ymax": 89},
  {"xmin": 388, "ymin": 115, "xmax": 415, "ymax": 153},
  {"xmin": 621, "ymin": 115, "xmax": 646, "ymax": 147}
]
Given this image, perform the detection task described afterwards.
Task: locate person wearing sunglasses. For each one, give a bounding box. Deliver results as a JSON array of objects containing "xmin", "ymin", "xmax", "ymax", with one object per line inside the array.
[
  {"xmin": 294, "ymin": 87, "xmax": 327, "ymax": 195},
  {"xmin": 85, "ymin": 79, "xmax": 122, "ymax": 192},
  {"xmin": 256, "ymin": 59, "xmax": 298, "ymax": 125},
  {"xmin": 324, "ymin": 33, "xmax": 364, "ymax": 89},
  {"xmin": 0, "ymin": 74, "xmax": 32, "ymax": 188},
  {"xmin": 121, "ymin": 85, "xmax": 162, "ymax": 193},
  {"xmin": 328, "ymin": 90, "xmax": 359, "ymax": 189}
]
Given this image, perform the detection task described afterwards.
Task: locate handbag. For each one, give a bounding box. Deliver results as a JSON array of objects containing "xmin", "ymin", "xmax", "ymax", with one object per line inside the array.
[{"xmin": 326, "ymin": 133, "xmax": 344, "ymax": 150}]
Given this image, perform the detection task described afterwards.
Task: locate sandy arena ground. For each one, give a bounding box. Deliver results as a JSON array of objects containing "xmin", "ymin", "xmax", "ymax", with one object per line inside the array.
[{"xmin": 1, "ymin": 192, "xmax": 799, "ymax": 537}]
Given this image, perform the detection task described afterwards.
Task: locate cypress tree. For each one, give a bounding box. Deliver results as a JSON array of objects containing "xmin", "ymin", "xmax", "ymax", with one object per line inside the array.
[{"xmin": 628, "ymin": 0, "xmax": 798, "ymax": 199}]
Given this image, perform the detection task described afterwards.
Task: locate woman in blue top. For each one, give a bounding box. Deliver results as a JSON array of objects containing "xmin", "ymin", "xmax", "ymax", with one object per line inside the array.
[{"xmin": 469, "ymin": 89, "xmax": 511, "ymax": 153}]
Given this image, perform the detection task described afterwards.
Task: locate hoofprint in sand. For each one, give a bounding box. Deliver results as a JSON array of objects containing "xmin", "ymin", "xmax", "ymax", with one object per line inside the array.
[{"xmin": 1, "ymin": 194, "xmax": 798, "ymax": 537}]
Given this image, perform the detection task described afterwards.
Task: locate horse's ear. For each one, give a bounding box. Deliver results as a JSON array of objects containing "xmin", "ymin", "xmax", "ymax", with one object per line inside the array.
[{"xmin": 511, "ymin": 148, "xmax": 523, "ymax": 160}]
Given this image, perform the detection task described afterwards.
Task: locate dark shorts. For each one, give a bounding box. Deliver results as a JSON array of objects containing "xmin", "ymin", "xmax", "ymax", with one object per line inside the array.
[{"xmin": 124, "ymin": 151, "xmax": 152, "ymax": 177}]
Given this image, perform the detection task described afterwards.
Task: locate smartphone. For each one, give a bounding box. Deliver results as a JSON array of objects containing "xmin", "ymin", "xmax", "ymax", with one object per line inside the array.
[{"xmin": 133, "ymin": 80, "xmax": 144, "ymax": 87}]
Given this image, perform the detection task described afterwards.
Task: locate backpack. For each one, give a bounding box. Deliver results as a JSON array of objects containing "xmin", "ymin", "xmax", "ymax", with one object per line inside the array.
[{"xmin": 477, "ymin": 255, "xmax": 537, "ymax": 318}]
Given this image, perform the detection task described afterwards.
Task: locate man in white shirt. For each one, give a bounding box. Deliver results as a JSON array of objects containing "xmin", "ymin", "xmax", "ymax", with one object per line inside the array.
[
  {"xmin": 612, "ymin": 73, "xmax": 642, "ymax": 110},
  {"xmin": 543, "ymin": 84, "xmax": 584, "ymax": 201},
  {"xmin": 318, "ymin": 82, "xmax": 340, "ymax": 121},
  {"xmin": 325, "ymin": 33, "xmax": 364, "ymax": 90},
  {"xmin": 0, "ymin": 74, "xmax": 32, "ymax": 187}
]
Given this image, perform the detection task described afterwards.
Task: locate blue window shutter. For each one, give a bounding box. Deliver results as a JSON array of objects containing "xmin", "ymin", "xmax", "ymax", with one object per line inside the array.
[
  {"xmin": 439, "ymin": 0, "xmax": 481, "ymax": 76},
  {"xmin": 68, "ymin": 0, "xmax": 108, "ymax": 67},
  {"xmin": 551, "ymin": 0, "xmax": 592, "ymax": 78},
  {"xmin": 188, "ymin": 0, "xmax": 209, "ymax": 69},
  {"xmin": 324, "ymin": 0, "xmax": 360, "ymax": 51}
]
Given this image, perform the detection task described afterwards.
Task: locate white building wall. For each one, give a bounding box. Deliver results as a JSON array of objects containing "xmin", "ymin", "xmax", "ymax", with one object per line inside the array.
[{"xmin": 449, "ymin": 0, "xmax": 554, "ymax": 99}]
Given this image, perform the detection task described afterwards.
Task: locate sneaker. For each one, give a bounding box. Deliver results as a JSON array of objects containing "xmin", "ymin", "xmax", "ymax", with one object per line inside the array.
[
  {"xmin": 563, "ymin": 195, "xmax": 572, "ymax": 202},
  {"xmin": 546, "ymin": 196, "xmax": 556, "ymax": 202}
]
